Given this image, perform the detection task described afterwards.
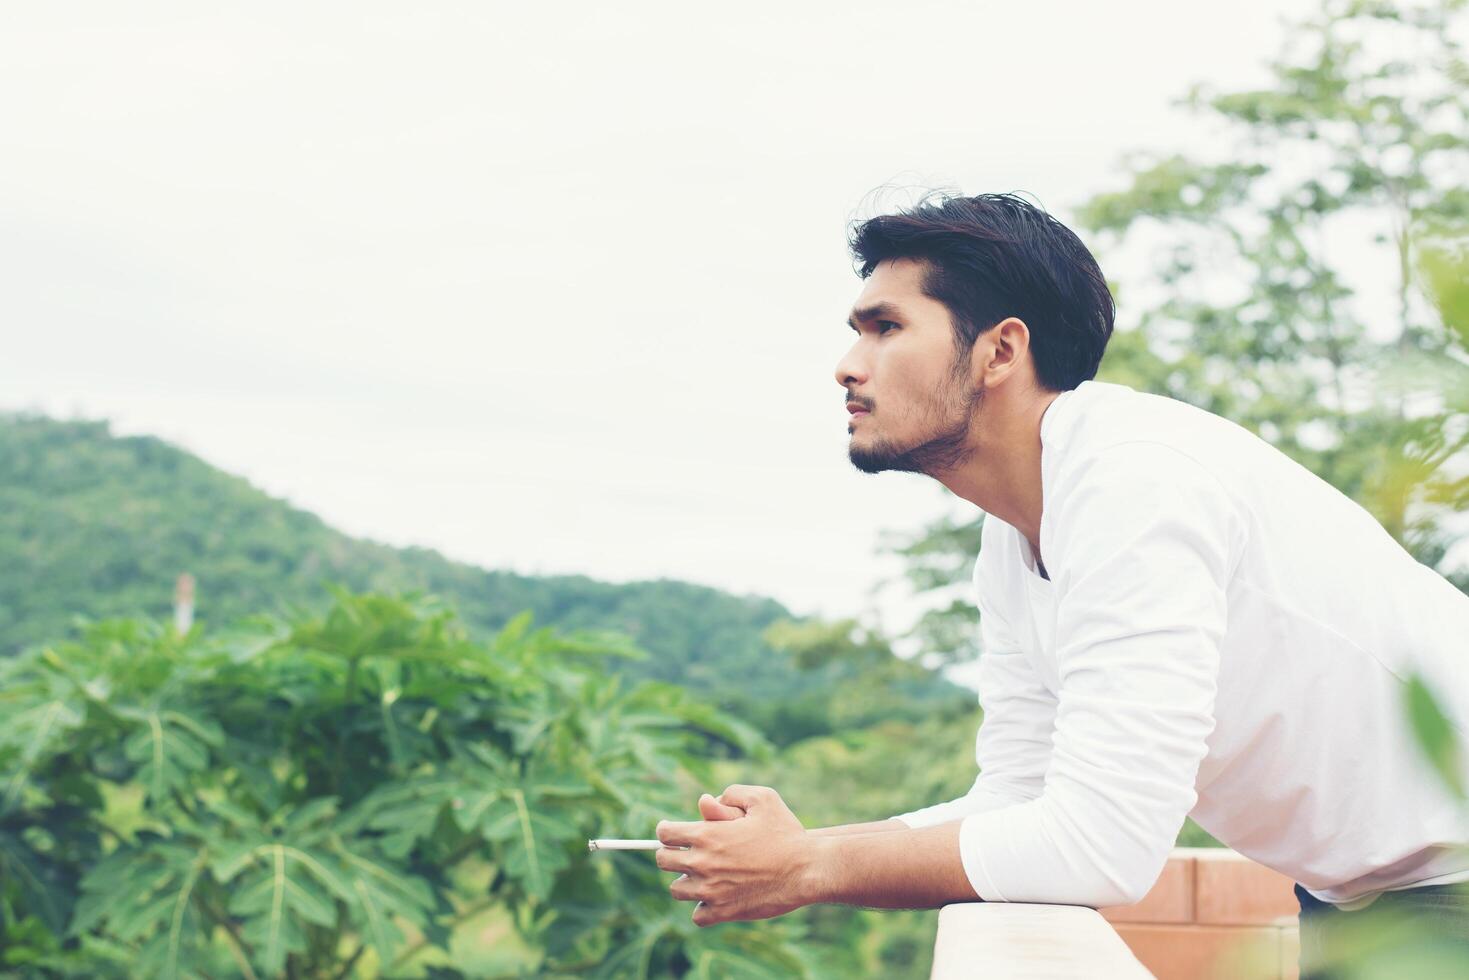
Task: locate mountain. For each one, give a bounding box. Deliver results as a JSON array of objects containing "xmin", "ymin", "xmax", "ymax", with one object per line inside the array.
[{"xmin": 0, "ymin": 413, "xmax": 969, "ymax": 738}]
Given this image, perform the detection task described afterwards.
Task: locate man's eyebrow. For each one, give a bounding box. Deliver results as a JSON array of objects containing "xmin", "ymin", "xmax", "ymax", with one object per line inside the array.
[{"xmin": 846, "ymin": 302, "xmax": 902, "ymax": 329}]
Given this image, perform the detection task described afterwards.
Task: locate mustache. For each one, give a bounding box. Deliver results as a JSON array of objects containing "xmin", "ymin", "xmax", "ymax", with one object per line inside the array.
[{"xmin": 846, "ymin": 394, "xmax": 875, "ymax": 411}]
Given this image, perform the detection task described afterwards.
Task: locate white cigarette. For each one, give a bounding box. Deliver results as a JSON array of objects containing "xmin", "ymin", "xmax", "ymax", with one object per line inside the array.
[{"xmin": 587, "ymin": 839, "xmax": 676, "ymax": 852}]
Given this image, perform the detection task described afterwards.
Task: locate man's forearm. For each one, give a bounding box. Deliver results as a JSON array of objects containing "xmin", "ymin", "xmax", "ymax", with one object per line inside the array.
[
  {"xmin": 800, "ymin": 820, "xmax": 980, "ymax": 909},
  {"xmin": 808, "ymin": 818, "xmax": 907, "ymax": 837}
]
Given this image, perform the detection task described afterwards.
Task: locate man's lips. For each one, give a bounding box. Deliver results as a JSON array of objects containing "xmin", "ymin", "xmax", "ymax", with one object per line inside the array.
[{"xmin": 846, "ymin": 402, "xmax": 870, "ymax": 416}]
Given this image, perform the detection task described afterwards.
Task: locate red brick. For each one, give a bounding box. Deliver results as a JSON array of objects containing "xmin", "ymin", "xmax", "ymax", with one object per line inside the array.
[
  {"xmin": 1190, "ymin": 849, "xmax": 1299, "ymax": 925},
  {"xmin": 1115, "ymin": 923, "xmax": 1285, "ymax": 980},
  {"xmin": 1101, "ymin": 853, "xmax": 1196, "ymax": 923}
]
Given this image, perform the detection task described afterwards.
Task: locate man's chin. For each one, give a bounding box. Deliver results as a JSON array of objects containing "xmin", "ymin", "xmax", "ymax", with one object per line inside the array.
[
  {"xmin": 848, "ymin": 427, "xmax": 975, "ymax": 477},
  {"xmin": 848, "ymin": 441, "xmax": 921, "ymax": 476}
]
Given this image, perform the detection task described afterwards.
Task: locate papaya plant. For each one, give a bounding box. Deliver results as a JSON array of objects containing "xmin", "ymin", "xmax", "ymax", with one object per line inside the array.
[{"xmin": 0, "ymin": 588, "xmax": 821, "ymax": 978}]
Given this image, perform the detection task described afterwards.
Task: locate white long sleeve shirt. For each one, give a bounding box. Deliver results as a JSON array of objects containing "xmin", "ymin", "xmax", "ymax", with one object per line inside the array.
[{"xmin": 892, "ymin": 380, "xmax": 1469, "ymax": 910}]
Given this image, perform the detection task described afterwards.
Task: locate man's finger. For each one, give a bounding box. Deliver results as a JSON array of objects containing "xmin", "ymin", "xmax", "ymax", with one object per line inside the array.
[
  {"xmin": 655, "ymin": 819, "xmax": 706, "ymax": 847},
  {"xmin": 692, "ymin": 900, "xmax": 719, "ymax": 927},
  {"xmin": 698, "ymin": 792, "xmax": 745, "ymax": 821},
  {"xmin": 718, "ymin": 784, "xmax": 776, "ymax": 811},
  {"xmin": 655, "ymin": 847, "xmax": 696, "ymax": 874},
  {"xmin": 669, "ymin": 874, "xmax": 703, "ymax": 902}
]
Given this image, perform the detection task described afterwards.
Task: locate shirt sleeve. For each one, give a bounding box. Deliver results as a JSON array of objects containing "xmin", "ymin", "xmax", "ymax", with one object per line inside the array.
[
  {"xmin": 891, "ymin": 522, "xmax": 1059, "ymax": 828},
  {"xmin": 956, "ymin": 441, "xmax": 1241, "ymax": 908}
]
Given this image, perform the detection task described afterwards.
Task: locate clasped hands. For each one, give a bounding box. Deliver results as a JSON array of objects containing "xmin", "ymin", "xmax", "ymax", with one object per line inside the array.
[{"xmin": 654, "ymin": 784, "xmax": 815, "ymax": 927}]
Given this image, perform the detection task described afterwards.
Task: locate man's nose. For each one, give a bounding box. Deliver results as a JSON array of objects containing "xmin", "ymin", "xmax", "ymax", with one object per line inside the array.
[{"xmin": 835, "ymin": 343, "xmax": 868, "ymax": 390}]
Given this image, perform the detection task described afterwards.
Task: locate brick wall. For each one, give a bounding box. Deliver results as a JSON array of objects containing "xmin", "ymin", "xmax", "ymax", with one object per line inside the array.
[{"xmin": 1100, "ymin": 848, "xmax": 1301, "ymax": 979}]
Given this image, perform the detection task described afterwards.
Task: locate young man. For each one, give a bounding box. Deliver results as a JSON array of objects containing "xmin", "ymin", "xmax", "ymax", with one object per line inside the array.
[{"xmin": 654, "ymin": 193, "xmax": 1469, "ymax": 968}]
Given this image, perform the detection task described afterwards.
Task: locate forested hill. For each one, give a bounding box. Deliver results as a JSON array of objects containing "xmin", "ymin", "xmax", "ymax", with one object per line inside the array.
[{"xmin": 0, "ymin": 413, "xmax": 969, "ymax": 736}]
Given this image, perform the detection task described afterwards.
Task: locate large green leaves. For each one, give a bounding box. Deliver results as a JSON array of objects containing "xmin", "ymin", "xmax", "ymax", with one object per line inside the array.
[
  {"xmin": 348, "ymin": 776, "xmax": 460, "ymax": 859},
  {"xmin": 575, "ymin": 899, "xmax": 821, "ymax": 980},
  {"xmin": 206, "ymin": 794, "xmax": 439, "ymax": 972},
  {"xmin": 0, "ymin": 827, "xmax": 74, "ymax": 937},
  {"xmin": 0, "ymin": 651, "xmax": 85, "ymax": 809},
  {"xmin": 5, "ymin": 588, "xmax": 795, "ymax": 977},
  {"xmin": 225, "ymin": 844, "xmax": 336, "ymax": 975},
  {"xmin": 1073, "ymin": 0, "xmax": 1469, "ymax": 565},
  {"xmin": 450, "ymin": 746, "xmax": 588, "ymax": 900},
  {"xmin": 331, "ymin": 838, "xmax": 436, "ymax": 963},
  {"xmin": 71, "ymin": 840, "xmax": 209, "ymax": 980},
  {"xmin": 479, "ymin": 791, "xmax": 579, "ymax": 900},
  {"xmin": 215, "ymin": 836, "xmax": 436, "ymax": 975},
  {"xmin": 118, "ymin": 709, "xmax": 223, "ymax": 808}
]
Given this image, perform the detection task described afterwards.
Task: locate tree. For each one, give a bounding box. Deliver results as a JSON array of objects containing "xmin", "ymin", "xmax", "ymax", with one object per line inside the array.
[
  {"xmin": 887, "ymin": 0, "xmax": 1469, "ymax": 667},
  {"xmin": 0, "ymin": 589, "xmax": 822, "ymax": 978}
]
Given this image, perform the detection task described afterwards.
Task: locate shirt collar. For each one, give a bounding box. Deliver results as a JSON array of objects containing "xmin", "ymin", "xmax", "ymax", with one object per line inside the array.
[{"xmin": 1039, "ymin": 382, "xmax": 1085, "ymax": 450}]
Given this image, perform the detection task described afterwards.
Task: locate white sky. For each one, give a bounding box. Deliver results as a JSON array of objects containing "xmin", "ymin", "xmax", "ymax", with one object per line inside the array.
[{"xmin": 2, "ymin": 0, "xmax": 1334, "ymax": 643}]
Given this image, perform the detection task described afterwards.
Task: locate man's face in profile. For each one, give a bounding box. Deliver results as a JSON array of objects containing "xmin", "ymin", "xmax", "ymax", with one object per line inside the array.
[{"xmin": 835, "ymin": 258, "xmax": 985, "ymax": 476}]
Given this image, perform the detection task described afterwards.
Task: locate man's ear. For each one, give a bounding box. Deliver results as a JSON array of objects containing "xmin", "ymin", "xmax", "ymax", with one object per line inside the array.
[{"xmin": 973, "ymin": 316, "xmax": 1030, "ymax": 388}]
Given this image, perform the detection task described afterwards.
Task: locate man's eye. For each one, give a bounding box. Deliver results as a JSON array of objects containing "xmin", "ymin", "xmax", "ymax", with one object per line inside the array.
[{"xmin": 878, "ymin": 321, "xmax": 900, "ymax": 335}]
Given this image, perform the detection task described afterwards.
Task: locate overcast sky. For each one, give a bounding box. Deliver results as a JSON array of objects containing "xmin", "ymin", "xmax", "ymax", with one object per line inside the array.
[{"xmin": 3, "ymin": 0, "xmax": 1333, "ymax": 644}]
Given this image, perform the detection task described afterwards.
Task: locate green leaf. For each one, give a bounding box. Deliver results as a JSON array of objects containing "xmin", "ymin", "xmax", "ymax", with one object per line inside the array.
[
  {"xmin": 158, "ymin": 851, "xmax": 207, "ymax": 980},
  {"xmin": 0, "ymin": 673, "xmax": 84, "ymax": 808},
  {"xmin": 8, "ymin": 581, "xmax": 820, "ymax": 977},
  {"xmin": 0, "ymin": 828, "xmax": 74, "ymax": 934},
  {"xmin": 480, "ymin": 790, "xmax": 577, "ymax": 899},
  {"xmin": 355, "ymin": 778, "xmax": 457, "ymax": 858},
  {"xmin": 331, "ymin": 840, "xmax": 436, "ymax": 964},
  {"xmin": 207, "ymin": 840, "xmax": 258, "ymax": 884},
  {"xmin": 281, "ymin": 795, "xmax": 339, "ymax": 836},
  {"xmin": 1405, "ymin": 673, "xmax": 1466, "ymax": 800},
  {"xmin": 1418, "ymin": 234, "xmax": 1469, "ymax": 351},
  {"xmin": 228, "ymin": 843, "xmax": 338, "ymax": 974},
  {"xmin": 682, "ymin": 925, "xmax": 819, "ymax": 980},
  {"xmin": 522, "ymin": 757, "xmax": 591, "ymax": 799},
  {"xmin": 122, "ymin": 713, "xmax": 212, "ymax": 807},
  {"xmin": 159, "ymin": 710, "xmax": 224, "ymax": 749},
  {"xmin": 586, "ymin": 914, "xmax": 674, "ymax": 980},
  {"xmin": 73, "ymin": 841, "xmax": 209, "ymax": 978},
  {"xmin": 494, "ymin": 609, "xmax": 537, "ymax": 654},
  {"xmin": 110, "ymin": 890, "xmax": 181, "ymax": 942}
]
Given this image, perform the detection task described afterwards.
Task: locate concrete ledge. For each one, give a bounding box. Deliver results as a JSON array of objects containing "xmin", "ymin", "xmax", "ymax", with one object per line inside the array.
[{"xmin": 930, "ymin": 903, "xmax": 1154, "ymax": 979}]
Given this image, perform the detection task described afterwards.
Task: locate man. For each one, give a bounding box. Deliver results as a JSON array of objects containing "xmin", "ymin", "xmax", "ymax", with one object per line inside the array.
[{"xmin": 654, "ymin": 193, "xmax": 1469, "ymax": 970}]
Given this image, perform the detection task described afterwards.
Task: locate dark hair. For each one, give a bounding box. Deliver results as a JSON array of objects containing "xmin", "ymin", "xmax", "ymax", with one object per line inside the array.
[{"xmin": 848, "ymin": 192, "xmax": 1114, "ymax": 392}]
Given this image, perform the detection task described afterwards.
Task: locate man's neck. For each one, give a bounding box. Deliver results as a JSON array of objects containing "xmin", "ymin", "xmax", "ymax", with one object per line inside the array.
[{"xmin": 935, "ymin": 389, "xmax": 1062, "ymax": 550}]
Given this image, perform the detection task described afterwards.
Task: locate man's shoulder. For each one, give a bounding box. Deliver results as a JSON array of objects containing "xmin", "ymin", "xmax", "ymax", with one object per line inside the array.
[{"xmin": 1052, "ymin": 385, "xmax": 1265, "ymax": 500}]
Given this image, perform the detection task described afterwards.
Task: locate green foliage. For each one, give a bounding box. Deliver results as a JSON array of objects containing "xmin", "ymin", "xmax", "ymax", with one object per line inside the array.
[
  {"xmin": 880, "ymin": 0, "xmax": 1469, "ymax": 670},
  {"xmin": 760, "ymin": 619, "xmax": 972, "ymax": 735},
  {"xmin": 874, "ymin": 515, "xmax": 987, "ymax": 666},
  {"xmin": 0, "ymin": 589, "xmax": 832, "ymax": 978},
  {"xmin": 1296, "ymin": 879, "xmax": 1469, "ymax": 979},
  {"xmin": 1404, "ymin": 673, "xmax": 1467, "ymax": 800},
  {"xmin": 709, "ymin": 703, "xmax": 1227, "ymax": 978},
  {"xmin": 13, "ymin": 7, "xmax": 1467, "ymax": 976},
  {"xmin": 1077, "ymin": 0, "xmax": 1469, "ymax": 566},
  {"xmin": 706, "ymin": 713, "xmax": 973, "ymax": 980},
  {"xmin": 0, "ymin": 413, "xmax": 975, "ymax": 976},
  {"xmin": 0, "ymin": 413, "xmax": 964, "ymax": 746}
]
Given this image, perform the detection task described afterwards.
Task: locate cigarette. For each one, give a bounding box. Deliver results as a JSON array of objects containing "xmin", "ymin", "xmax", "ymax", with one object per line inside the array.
[{"xmin": 587, "ymin": 839, "xmax": 683, "ymax": 852}]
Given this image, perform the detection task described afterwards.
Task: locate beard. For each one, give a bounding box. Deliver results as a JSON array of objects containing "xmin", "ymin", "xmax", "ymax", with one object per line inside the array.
[{"xmin": 848, "ymin": 365, "xmax": 985, "ymax": 477}]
